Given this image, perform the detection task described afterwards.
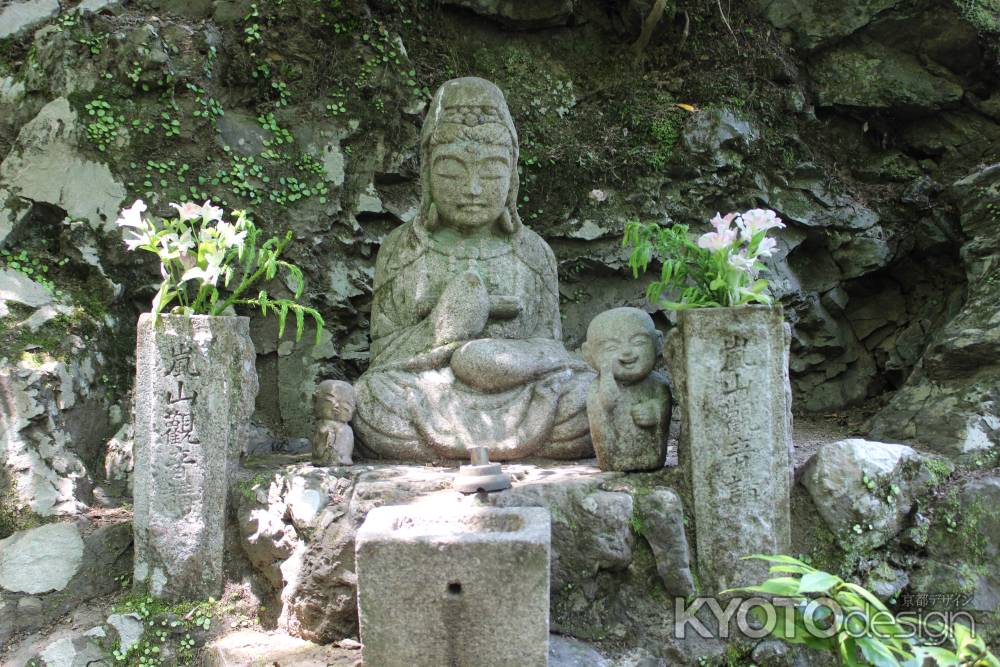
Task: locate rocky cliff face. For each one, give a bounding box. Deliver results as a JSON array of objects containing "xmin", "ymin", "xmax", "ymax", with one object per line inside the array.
[{"xmin": 0, "ymin": 0, "xmax": 997, "ymax": 519}]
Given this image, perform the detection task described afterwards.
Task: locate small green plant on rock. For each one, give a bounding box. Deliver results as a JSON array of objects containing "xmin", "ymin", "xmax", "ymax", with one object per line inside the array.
[
  {"xmin": 84, "ymin": 96, "xmax": 125, "ymax": 152},
  {"xmin": 727, "ymin": 554, "xmax": 1000, "ymax": 667}
]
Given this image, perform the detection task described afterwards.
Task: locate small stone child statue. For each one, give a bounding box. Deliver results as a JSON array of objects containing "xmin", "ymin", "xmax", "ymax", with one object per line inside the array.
[
  {"xmin": 582, "ymin": 307, "xmax": 671, "ymax": 471},
  {"xmin": 311, "ymin": 380, "xmax": 356, "ymax": 466}
]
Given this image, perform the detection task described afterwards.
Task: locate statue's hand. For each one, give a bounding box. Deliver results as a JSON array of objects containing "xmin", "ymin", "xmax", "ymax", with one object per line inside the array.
[
  {"xmin": 432, "ymin": 270, "xmax": 490, "ymax": 345},
  {"xmin": 489, "ymin": 295, "xmax": 522, "ymax": 320},
  {"xmin": 631, "ymin": 401, "xmax": 660, "ymax": 428}
]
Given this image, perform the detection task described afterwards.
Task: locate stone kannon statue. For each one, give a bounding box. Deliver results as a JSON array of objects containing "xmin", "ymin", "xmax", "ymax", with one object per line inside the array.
[
  {"xmin": 353, "ymin": 77, "xmax": 596, "ymax": 461},
  {"xmin": 582, "ymin": 308, "xmax": 671, "ymax": 471},
  {"xmin": 311, "ymin": 380, "xmax": 356, "ymax": 466}
]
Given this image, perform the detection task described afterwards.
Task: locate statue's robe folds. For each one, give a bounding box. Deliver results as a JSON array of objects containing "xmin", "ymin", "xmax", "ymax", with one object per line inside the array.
[{"xmin": 353, "ymin": 221, "xmax": 595, "ymax": 461}]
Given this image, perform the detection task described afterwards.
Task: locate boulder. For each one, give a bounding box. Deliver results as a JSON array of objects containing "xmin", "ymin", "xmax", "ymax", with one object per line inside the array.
[
  {"xmin": 801, "ymin": 439, "xmax": 944, "ymax": 549},
  {"xmin": 0, "ymin": 522, "xmax": 84, "ymax": 594},
  {"xmin": 0, "ymin": 520, "xmax": 131, "ymax": 647},
  {"xmin": 755, "ymin": 0, "xmax": 904, "ymax": 50},
  {"xmin": 1, "ymin": 345, "xmax": 116, "ymax": 519},
  {"xmin": 915, "ymin": 474, "xmax": 1000, "ymax": 613},
  {"xmin": 810, "ymin": 40, "xmax": 964, "ymax": 111},
  {"xmin": 0, "ymin": 97, "xmax": 126, "ymax": 242},
  {"xmin": 0, "ymin": 0, "xmax": 59, "ymax": 40},
  {"xmin": 440, "ymin": 0, "xmax": 576, "ymax": 28}
]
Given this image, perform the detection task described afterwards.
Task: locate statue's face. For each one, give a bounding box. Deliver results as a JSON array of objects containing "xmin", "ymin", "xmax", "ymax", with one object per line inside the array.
[
  {"xmin": 315, "ymin": 385, "xmax": 355, "ymax": 422},
  {"xmin": 430, "ymin": 142, "xmax": 512, "ymax": 233},
  {"xmin": 588, "ymin": 318, "xmax": 659, "ymax": 384}
]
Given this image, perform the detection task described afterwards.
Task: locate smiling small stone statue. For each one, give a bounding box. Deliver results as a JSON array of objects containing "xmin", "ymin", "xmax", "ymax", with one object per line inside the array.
[
  {"xmin": 311, "ymin": 379, "xmax": 356, "ymax": 466},
  {"xmin": 582, "ymin": 307, "xmax": 671, "ymax": 471}
]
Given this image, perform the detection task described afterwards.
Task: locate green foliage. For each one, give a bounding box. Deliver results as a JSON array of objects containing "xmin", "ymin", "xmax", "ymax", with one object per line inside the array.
[
  {"xmin": 727, "ymin": 554, "xmax": 1000, "ymax": 667},
  {"xmin": 623, "ymin": 219, "xmax": 774, "ymax": 309},
  {"xmin": 0, "ymin": 246, "xmax": 69, "ymax": 294},
  {"xmin": 84, "ymin": 96, "xmax": 125, "ymax": 152},
  {"xmin": 955, "ymin": 0, "xmax": 1000, "ymax": 33},
  {"xmin": 111, "ymin": 594, "xmax": 218, "ymax": 666},
  {"xmin": 236, "ymin": 473, "xmax": 271, "ymax": 502},
  {"xmin": 257, "ymin": 112, "xmax": 293, "ymax": 146},
  {"xmin": 118, "ymin": 201, "xmax": 324, "ymax": 344}
]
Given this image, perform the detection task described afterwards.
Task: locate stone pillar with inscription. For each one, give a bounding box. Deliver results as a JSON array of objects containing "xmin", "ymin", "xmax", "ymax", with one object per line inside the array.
[
  {"xmin": 665, "ymin": 305, "xmax": 792, "ymax": 593},
  {"xmin": 133, "ymin": 314, "xmax": 258, "ymax": 600}
]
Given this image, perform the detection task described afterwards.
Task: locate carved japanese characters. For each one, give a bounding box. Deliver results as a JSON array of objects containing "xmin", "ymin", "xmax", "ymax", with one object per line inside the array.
[
  {"xmin": 582, "ymin": 308, "xmax": 670, "ymax": 471},
  {"xmin": 311, "ymin": 380, "xmax": 356, "ymax": 466}
]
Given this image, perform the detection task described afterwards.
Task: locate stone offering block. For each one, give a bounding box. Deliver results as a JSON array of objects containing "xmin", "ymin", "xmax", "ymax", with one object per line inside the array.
[
  {"xmin": 667, "ymin": 305, "xmax": 792, "ymax": 593},
  {"xmin": 356, "ymin": 505, "xmax": 551, "ymax": 667}
]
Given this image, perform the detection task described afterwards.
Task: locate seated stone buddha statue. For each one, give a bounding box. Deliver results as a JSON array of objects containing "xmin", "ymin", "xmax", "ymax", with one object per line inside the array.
[{"xmin": 353, "ymin": 77, "xmax": 596, "ymax": 461}]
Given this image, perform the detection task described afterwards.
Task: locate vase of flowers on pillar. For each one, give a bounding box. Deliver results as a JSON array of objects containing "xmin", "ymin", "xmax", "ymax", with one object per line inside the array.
[
  {"xmin": 118, "ymin": 198, "xmax": 322, "ymax": 600},
  {"xmin": 624, "ymin": 208, "xmax": 793, "ymax": 592}
]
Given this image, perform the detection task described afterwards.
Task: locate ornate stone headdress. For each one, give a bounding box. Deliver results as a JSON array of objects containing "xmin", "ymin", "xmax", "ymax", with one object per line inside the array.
[{"xmin": 417, "ymin": 77, "xmax": 523, "ymax": 236}]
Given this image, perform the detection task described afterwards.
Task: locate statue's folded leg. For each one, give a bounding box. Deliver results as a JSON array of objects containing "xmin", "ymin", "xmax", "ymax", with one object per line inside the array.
[
  {"xmin": 536, "ymin": 367, "xmax": 596, "ymax": 459},
  {"xmin": 353, "ymin": 370, "xmax": 433, "ymax": 461}
]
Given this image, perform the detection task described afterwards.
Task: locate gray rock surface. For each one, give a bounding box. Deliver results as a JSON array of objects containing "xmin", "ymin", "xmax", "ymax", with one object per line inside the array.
[
  {"xmin": 549, "ymin": 634, "xmax": 610, "ymax": 666},
  {"xmin": 0, "ymin": 520, "xmax": 131, "ymax": 648},
  {"xmin": 133, "ymin": 314, "xmax": 258, "ymax": 600},
  {"xmin": 356, "ymin": 505, "xmax": 551, "ymax": 667},
  {"xmin": 811, "ymin": 40, "xmax": 964, "ymax": 111},
  {"xmin": 635, "ymin": 489, "xmax": 695, "ymax": 596},
  {"xmin": 440, "ymin": 0, "xmax": 576, "ymax": 27},
  {"xmin": 755, "ymin": 0, "xmax": 903, "ymax": 50},
  {"xmin": 0, "ymin": 0, "xmax": 59, "ymax": 40},
  {"xmin": 204, "ymin": 629, "xmax": 360, "ymax": 667},
  {"xmin": 666, "ymin": 306, "xmax": 793, "ymax": 592},
  {"xmin": 235, "ymin": 460, "xmax": 695, "ymax": 653},
  {"xmin": 0, "ymin": 522, "xmax": 84, "ymax": 594},
  {"xmin": 1, "ymin": 347, "xmax": 116, "ymax": 518},
  {"xmin": 0, "ymin": 97, "xmax": 126, "ymax": 241},
  {"xmin": 801, "ymin": 438, "xmax": 943, "ymax": 549},
  {"xmin": 870, "ymin": 164, "xmax": 1000, "ymax": 460}
]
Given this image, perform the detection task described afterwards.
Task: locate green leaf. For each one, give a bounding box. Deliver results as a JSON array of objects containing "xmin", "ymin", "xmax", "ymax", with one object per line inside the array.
[
  {"xmin": 798, "ymin": 571, "xmax": 842, "ymax": 594},
  {"xmin": 857, "ymin": 637, "xmax": 902, "ymax": 667},
  {"xmin": 744, "ymin": 554, "xmax": 814, "ymax": 568},
  {"xmin": 843, "ymin": 583, "xmax": 891, "ymax": 616},
  {"xmin": 723, "ymin": 577, "xmax": 802, "ymax": 597},
  {"xmin": 903, "ymin": 646, "xmax": 959, "ymax": 667}
]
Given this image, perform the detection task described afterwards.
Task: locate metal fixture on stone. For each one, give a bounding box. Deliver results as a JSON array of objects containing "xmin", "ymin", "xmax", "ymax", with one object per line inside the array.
[{"xmin": 453, "ymin": 446, "xmax": 511, "ymax": 493}]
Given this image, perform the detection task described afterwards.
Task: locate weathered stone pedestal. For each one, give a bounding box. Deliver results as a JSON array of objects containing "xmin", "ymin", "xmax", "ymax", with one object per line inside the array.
[
  {"xmin": 666, "ymin": 305, "xmax": 792, "ymax": 592},
  {"xmin": 356, "ymin": 505, "xmax": 551, "ymax": 667},
  {"xmin": 133, "ymin": 314, "xmax": 258, "ymax": 600}
]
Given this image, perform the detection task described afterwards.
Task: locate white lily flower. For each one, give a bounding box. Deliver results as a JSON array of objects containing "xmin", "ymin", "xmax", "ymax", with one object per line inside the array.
[
  {"xmin": 728, "ymin": 251, "xmax": 755, "ymax": 273},
  {"xmin": 116, "ymin": 199, "xmax": 147, "ymax": 229},
  {"xmin": 756, "ymin": 237, "xmax": 778, "ymax": 258},
  {"xmin": 216, "ymin": 221, "xmax": 247, "ymax": 250},
  {"xmin": 123, "ymin": 229, "xmax": 152, "ymax": 251},
  {"xmin": 737, "ymin": 208, "xmax": 785, "ymax": 240},
  {"xmin": 169, "ymin": 201, "xmax": 203, "ymax": 221},
  {"xmin": 201, "ymin": 200, "xmax": 224, "ymax": 222},
  {"xmin": 709, "ymin": 212, "xmax": 737, "ymax": 233},
  {"xmin": 697, "ymin": 228, "xmax": 738, "ymax": 251}
]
